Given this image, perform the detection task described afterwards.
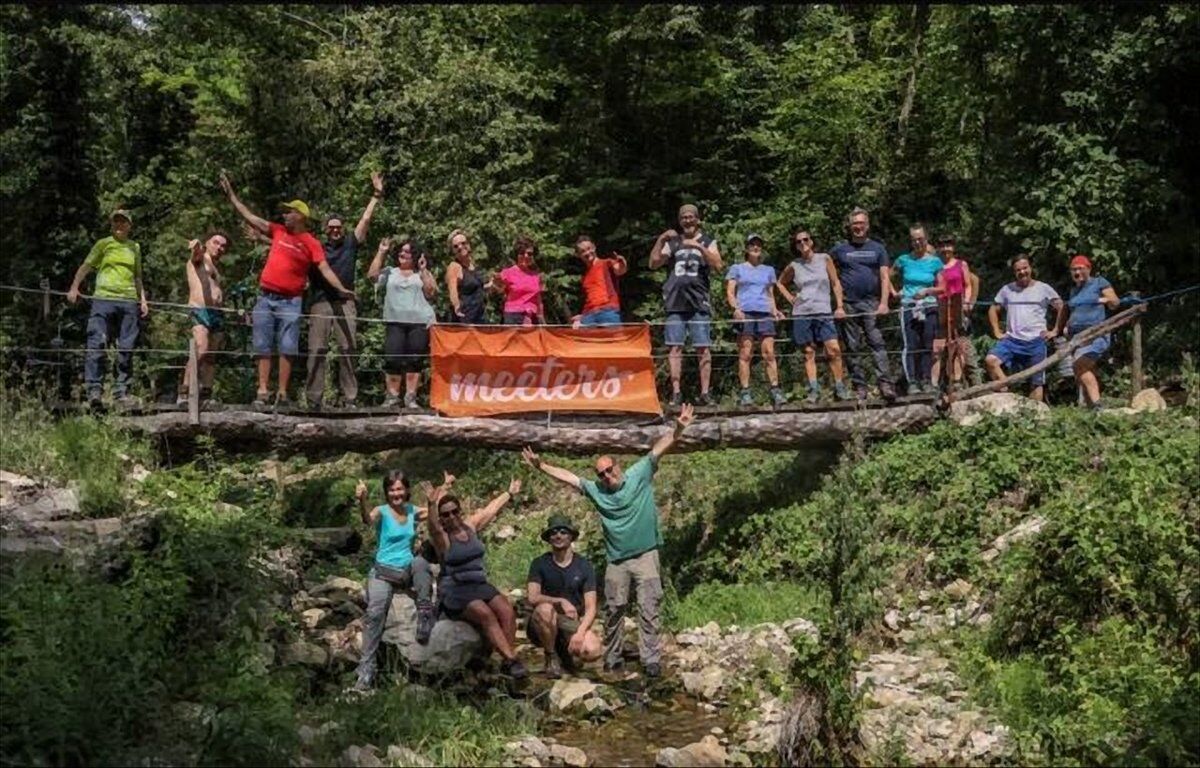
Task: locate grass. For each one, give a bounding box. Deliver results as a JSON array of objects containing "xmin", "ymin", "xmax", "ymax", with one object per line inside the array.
[{"xmin": 666, "ymin": 581, "xmax": 828, "ymax": 630}]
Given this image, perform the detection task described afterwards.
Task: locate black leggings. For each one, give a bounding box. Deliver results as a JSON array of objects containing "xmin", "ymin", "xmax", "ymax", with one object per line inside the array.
[{"xmin": 384, "ymin": 322, "xmax": 429, "ymax": 373}]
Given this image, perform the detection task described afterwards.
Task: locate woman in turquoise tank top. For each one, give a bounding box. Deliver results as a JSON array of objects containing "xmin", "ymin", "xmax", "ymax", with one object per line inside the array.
[{"xmin": 350, "ymin": 469, "xmax": 437, "ymax": 693}]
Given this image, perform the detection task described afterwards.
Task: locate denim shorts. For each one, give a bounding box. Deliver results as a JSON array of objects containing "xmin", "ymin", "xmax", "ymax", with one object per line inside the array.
[
  {"xmin": 734, "ymin": 311, "xmax": 776, "ymax": 339},
  {"xmin": 1072, "ymin": 334, "xmax": 1111, "ymax": 362},
  {"xmin": 580, "ymin": 308, "xmax": 622, "ymax": 327},
  {"xmin": 663, "ymin": 311, "xmax": 712, "ymax": 348},
  {"xmin": 988, "ymin": 336, "xmax": 1048, "ymax": 386},
  {"xmin": 251, "ymin": 292, "xmax": 302, "ymax": 356},
  {"xmin": 792, "ymin": 315, "xmax": 837, "ymax": 346}
]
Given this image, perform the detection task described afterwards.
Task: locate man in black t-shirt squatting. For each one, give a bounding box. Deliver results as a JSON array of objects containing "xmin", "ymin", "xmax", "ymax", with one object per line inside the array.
[{"xmin": 526, "ymin": 514, "xmax": 602, "ymax": 678}]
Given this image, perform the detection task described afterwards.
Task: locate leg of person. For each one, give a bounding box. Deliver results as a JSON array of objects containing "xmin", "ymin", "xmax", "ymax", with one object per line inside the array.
[
  {"xmin": 736, "ymin": 334, "xmax": 753, "ymax": 390},
  {"xmin": 840, "ymin": 305, "xmax": 869, "ymax": 393},
  {"xmin": 1026, "ymin": 339, "xmax": 1048, "ymax": 402},
  {"xmin": 861, "ymin": 306, "xmax": 895, "ymax": 398},
  {"xmin": 1074, "ymin": 356, "xmax": 1101, "ymax": 406},
  {"xmin": 185, "ymin": 323, "xmax": 209, "ymax": 400},
  {"xmin": 919, "ymin": 307, "xmax": 938, "ymax": 388},
  {"xmin": 112, "ymin": 301, "xmax": 139, "ymax": 400},
  {"xmin": 276, "ymin": 296, "xmax": 302, "ymax": 402},
  {"xmin": 502, "ymin": 312, "xmax": 526, "ymax": 326},
  {"xmin": 630, "ymin": 550, "xmax": 664, "ymax": 675},
  {"xmin": 796, "ymin": 317, "xmax": 819, "ymax": 400},
  {"xmin": 201, "ymin": 329, "xmax": 223, "ymax": 395},
  {"xmin": 603, "ymin": 559, "xmax": 632, "ymax": 670},
  {"xmin": 355, "ymin": 569, "xmax": 396, "ymax": 688},
  {"xmin": 530, "ymin": 603, "xmax": 559, "ymax": 656},
  {"xmin": 461, "ymin": 600, "xmax": 518, "ymax": 661},
  {"xmin": 762, "ymin": 335, "xmax": 785, "ymax": 406},
  {"xmin": 304, "ymin": 299, "xmax": 333, "ymax": 408},
  {"xmin": 899, "ymin": 305, "xmax": 917, "ymax": 390},
  {"xmin": 334, "ymin": 299, "xmax": 359, "ymax": 405},
  {"xmin": 692, "ymin": 313, "xmax": 713, "ymax": 401},
  {"xmin": 410, "ymin": 555, "xmax": 436, "ymax": 644},
  {"xmin": 488, "ymin": 593, "xmax": 519, "ymax": 651},
  {"xmin": 820, "ymin": 319, "xmax": 850, "ymax": 400},
  {"xmin": 84, "ymin": 299, "xmax": 115, "ymax": 402},
  {"xmin": 931, "ymin": 339, "xmax": 945, "ymax": 389},
  {"xmin": 984, "ymin": 336, "xmax": 1017, "ymax": 388},
  {"xmin": 664, "ymin": 313, "xmax": 686, "ymax": 402},
  {"xmin": 251, "ymin": 295, "xmax": 275, "ymax": 401},
  {"xmin": 403, "ymin": 323, "xmax": 429, "ymax": 408}
]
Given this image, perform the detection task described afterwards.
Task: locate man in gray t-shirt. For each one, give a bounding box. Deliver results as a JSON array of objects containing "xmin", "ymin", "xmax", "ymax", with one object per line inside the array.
[{"xmin": 985, "ymin": 255, "xmax": 1066, "ymax": 402}]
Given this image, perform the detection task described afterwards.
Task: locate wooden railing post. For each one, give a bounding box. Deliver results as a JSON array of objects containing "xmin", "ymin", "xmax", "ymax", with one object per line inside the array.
[
  {"xmin": 188, "ymin": 338, "xmax": 200, "ymax": 425},
  {"xmin": 1130, "ymin": 292, "xmax": 1144, "ymax": 395}
]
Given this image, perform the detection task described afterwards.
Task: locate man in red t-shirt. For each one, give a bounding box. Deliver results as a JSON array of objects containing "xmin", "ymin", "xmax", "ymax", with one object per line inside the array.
[
  {"xmin": 219, "ymin": 172, "xmax": 354, "ymax": 407},
  {"xmin": 570, "ymin": 235, "xmax": 627, "ymax": 328}
]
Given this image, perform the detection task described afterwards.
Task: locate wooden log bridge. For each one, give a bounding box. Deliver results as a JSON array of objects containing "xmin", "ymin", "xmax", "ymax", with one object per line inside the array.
[{"xmin": 116, "ymin": 303, "xmax": 1145, "ymax": 457}]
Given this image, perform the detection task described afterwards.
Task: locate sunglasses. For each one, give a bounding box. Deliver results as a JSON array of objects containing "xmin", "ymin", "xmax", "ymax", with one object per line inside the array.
[
  {"xmin": 438, "ymin": 506, "xmax": 461, "ymax": 517},
  {"xmin": 596, "ymin": 466, "xmax": 618, "ymax": 478},
  {"xmin": 548, "ymin": 527, "xmax": 572, "ymax": 537},
  {"xmin": 795, "ymin": 236, "xmax": 812, "ymax": 243}
]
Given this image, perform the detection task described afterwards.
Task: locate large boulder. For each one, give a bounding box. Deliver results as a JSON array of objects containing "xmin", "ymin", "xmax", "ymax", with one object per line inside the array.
[
  {"xmin": 656, "ymin": 736, "xmax": 727, "ymax": 767},
  {"xmin": 1130, "ymin": 387, "xmax": 1168, "ymax": 413},
  {"xmin": 380, "ymin": 593, "xmax": 484, "ymax": 674},
  {"xmin": 948, "ymin": 393, "xmax": 1050, "ymax": 427}
]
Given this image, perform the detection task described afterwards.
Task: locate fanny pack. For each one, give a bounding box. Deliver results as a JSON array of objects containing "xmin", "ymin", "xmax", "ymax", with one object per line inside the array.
[
  {"xmin": 448, "ymin": 568, "xmax": 487, "ymax": 585},
  {"xmin": 373, "ymin": 563, "xmax": 412, "ymax": 586}
]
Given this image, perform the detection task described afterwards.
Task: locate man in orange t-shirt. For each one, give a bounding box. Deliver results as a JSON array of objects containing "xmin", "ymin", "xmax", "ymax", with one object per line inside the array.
[
  {"xmin": 219, "ymin": 172, "xmax": 354, "ymax": 407},
  {"xmin": 571, "ymin": 235, "xmax": 627, "ymax": 328}
]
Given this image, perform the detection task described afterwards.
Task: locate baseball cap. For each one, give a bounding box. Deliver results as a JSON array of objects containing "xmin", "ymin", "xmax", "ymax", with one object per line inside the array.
[
  {"xmin": 1069, "ymin": 254, "xmax": 1092, "ymax": 269},
  {"xmin": 745, "ymin": 233, "xmax": 764, "ymax": 246},
  {"xmin": 281, "ymin": 200, "xmax": 311, "ymax": 219},
  {"xmin": 111, "ymin": 209, "xmax": 133, "ymax": 224}
]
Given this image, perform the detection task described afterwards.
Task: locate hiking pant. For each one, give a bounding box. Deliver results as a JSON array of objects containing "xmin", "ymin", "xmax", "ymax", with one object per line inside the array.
[
  {"xmin": 603, "ymin": 549, "xmax": 662, "ymax": 667},
  {"xmin": 356, "ymin": 557, "xmax": 433, "ymax": 685},
  {"xmin": 900, "ymin": 303, "xmax": 938, "ymax": 386},
  {"xmin": 841, "ymin": 299, "xmax": 894, "ymax": 388},
  {"xmin": 305, "ymin": 299, "xmax": 358, "ymax": 405},
  {"xmin": 85, "ymin": 299, "xmax": 140, "ymax": 398}
]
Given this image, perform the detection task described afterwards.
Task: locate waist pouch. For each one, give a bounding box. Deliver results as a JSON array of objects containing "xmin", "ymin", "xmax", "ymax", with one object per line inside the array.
[
  {"xmin": 448, "ymin": 568, "xmax": 487, "ymax": 585},
  {"xmin": 374, "ymin": 563, "xmax": 412, "ymax": 586}
]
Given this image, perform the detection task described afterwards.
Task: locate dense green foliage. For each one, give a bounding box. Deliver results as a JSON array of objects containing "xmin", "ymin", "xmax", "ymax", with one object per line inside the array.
[{"xmin": 2, "ymin": 5, "xmax": 1197, "ymax": 394}]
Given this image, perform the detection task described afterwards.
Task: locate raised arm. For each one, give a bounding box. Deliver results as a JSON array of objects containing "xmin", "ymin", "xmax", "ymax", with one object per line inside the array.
[
  {"xmin": 419, "ymin": 475, "xmax": 454, "ymax": 555},
  {"xmin": 610, "ymin": 252, "xmax": 629, "ymax": 276},
  {"xmin": 355, "ymin": 479, "xmax": 380, "ymax": 528},
  {"xmin": 648, "ymin": 230, "xmax": 677, "ymax": 269},
  {"xmin": 418, "ymin": 258, "xmax": 438, "ymax": 300},
  {"xmin": 218, "ymin": 172, "xmax": 269, "ymax": 235},
  {"xmin": 367, "ymin": 238, "xmax": 391, "ymax": 281},
  {"xmin": 522, "ymin": 446, "xmax": 583, "ymax": 491},
  {"xmin": 650, "ymin": 402, "xmax": 694, "ymax": 462},
  {"xmin": 467, "ymin": 478, "xmax": 520, "ymax": 532},
  {"xmin": 354, "ymin": 172, "xmax": 385, "ymax": 244}
]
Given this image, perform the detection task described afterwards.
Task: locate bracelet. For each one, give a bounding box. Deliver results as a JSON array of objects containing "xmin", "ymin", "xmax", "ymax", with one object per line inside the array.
[{"xmin": 372, "ymin": 192, "xmax": 383, "ymax": 199}]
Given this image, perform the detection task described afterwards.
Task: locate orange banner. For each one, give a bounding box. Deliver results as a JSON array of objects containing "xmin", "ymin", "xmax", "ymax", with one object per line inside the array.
[{"xmin": 430, "ymin": 324, "xmax": 662, "ymax": 417}]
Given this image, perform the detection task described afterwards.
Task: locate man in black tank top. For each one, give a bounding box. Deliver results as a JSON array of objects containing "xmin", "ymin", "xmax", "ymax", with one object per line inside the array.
[{"xmin": 649, "ymin": 204, "xmax": 724, "ymax": 407}]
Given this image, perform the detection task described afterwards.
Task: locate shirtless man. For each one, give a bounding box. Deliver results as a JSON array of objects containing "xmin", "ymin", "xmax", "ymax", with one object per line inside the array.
[{"xmin": 178, "ymin": 232, "xmax": 230, "ymax": 404}]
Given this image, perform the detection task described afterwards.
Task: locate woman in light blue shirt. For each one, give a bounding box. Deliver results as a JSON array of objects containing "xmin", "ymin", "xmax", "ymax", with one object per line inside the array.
[
  {"xmin": 725, "ymin": 234, "xmax": 786, "ymax": 408},
  {"xmin": 892, "ymin": 225, "xmax": 943, "ymax": 394}
]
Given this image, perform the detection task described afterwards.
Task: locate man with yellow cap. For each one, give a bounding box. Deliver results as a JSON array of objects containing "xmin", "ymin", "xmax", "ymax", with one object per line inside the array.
[{"xmin": 219, "ymin": 172, "xmax": 354, "ymax": 407}]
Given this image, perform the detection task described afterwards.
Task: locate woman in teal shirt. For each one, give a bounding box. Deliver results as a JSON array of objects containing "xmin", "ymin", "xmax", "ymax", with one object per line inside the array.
[
  {"xmin": 892, "ymin": 225, "xmax": 943, "ymax": 394},
  {"xmin": 351, "ymin": 469, "xmax": 437, "ymax": 692}
]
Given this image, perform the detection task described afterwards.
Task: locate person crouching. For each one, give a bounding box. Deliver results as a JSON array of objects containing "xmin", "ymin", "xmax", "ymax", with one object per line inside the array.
[{"xmin": 526, "ymin": 515, "xmax": 603, "ymax": 678}]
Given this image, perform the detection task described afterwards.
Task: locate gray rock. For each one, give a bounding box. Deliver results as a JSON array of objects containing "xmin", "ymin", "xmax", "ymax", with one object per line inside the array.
[
  {"xmin": 548, "ymin": 743, "xmax": 589, "ymax": 767},
  {"xmin": 1130, "ymin": 387, "xmax": 1167, "ymax": 413},
  {"xmin": 654, "ymin": 736, "xmax": 726, "ymax": 766},
  {"xmin": 341, "ymin": 744, "xmax": 383, "ymax": 768},
  {"xmin": 943, "ymin": 578, "xmax": 973, "ymax": 600},
  {"xmin": 548, "ymin": 679, "xmax": 599, "ymax": 712},
  {"xmin": 281, "ymin": 639, "xmax": 329, "ymax": 667},
  {"xmin": 309, "ymin": 576, "xmax": 365, "ymax": 605},
  {"xmin": 385, "ymin": 744, "xmax": 434, "ymax": 767},
  {"xmin": 681, "ymin": 664, "xmax": 727, "ymax": 701},
  {"xmin": 381, "ymin": 593, "xmax": 484, "ymax": 674},
  {"xmin": 505, "ymin": 735, "xmax": 551, "ymax": 765},
  {"xmin": 296, "ymin": 527, "xmax": 363, "ymax": 557},
  {"xmin": 883, "ymin": 609, "xmax": 902, "ymax": 631},
  {"xmin": 949, "ymin": 392, "xmax": 1050, "ymax": 426}
]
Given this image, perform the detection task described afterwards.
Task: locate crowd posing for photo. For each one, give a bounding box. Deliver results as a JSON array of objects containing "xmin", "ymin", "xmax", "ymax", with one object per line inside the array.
[{"xmin": 68, "ymin": 174, "xmax": 1124, "ymax": 412}]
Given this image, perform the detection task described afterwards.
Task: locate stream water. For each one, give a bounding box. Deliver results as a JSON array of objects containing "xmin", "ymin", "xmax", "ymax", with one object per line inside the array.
[{"xmin": 546, "ymin": 690, "xmax": 727, "ymax": 767}]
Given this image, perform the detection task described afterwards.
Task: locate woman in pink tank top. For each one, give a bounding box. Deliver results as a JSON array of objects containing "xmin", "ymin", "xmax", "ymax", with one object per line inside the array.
[
  {"xmin": 492, "ymin": 235, "xmax": 545, "ymax": 326},
  {"xmin": 916, "ymin": 234, "xmax": 974, "ymax": 391}
]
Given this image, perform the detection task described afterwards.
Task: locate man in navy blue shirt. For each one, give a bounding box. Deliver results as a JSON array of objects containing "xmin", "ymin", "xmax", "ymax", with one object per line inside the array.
[{"xmin": 829, "ymin": 207, "xmax": 897, "ymax": 401}]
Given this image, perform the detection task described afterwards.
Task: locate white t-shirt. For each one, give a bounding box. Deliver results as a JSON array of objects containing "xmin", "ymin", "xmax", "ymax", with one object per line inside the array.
[{"xmin": 994, "ymin": 280, "xmax": 1061, "ymax": 341}]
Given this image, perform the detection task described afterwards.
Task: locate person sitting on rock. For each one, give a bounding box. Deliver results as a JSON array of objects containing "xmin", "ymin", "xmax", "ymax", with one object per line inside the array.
[
  {"xmin": 422, "ymin": 475, "xmax": 528, "ymax": 679},
  {"xmin": 526, "ymin": 514, "xmax": 602, "ymax": 678},
  {"xmin": 350, "ymin": 470, "xmax": 437, "ymax": 693},
  {"xmin": 1053, "ymin": 254, "xmax": 1120, "ymax": 411},
  {"xmin": 522, "ymin": 403, "xmax": 696, "ymax": 680}
]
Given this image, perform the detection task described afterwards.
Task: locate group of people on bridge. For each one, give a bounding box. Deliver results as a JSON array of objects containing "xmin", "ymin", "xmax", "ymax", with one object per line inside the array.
[
  {"xmin": 348, "ymin": 404, "xmax": 696, "ymax": 689},
  {"xmin": 66, "ymin": 172, "xmax": 1122, "ymax": 412}
]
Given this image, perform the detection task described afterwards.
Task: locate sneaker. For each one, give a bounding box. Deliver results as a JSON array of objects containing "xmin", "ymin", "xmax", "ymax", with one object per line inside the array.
[
  {"xmin": 403, "ymin": 393, "xmax": 418, "ymax": 409},
  {"xmin": 879, "ymin": 382, "xmax": 897, "ymax": 403},
  {"xmin": 308, "ymin": 398, "xmax": 323, "ymax": 412},
  {"xmin": 346, "ymin": 678, "xmax": 374, "ymax": 697},
  {"xmin": 501, "ymin": 658, "xmax": 528, "ymax": 680},
  {"xmin": 252, "ymin": 391, "xmax": 271, "ymax": 407},
  {"xmin": 87, "ymin": 392, "xmax": 104, "ymax": 410},
  {"xmin": 668, "ymin": 392, "xmax": 683, "ymax": 407},
  {"xmin": 603, "ymin": 659, "xmax": 625, "ymax": 673},
  {"xmin": 908, "ymin": 382, "xmax": 924, "ymax": 396},
  {"xmin": 342, "ymin": 399, "xmax": 358, "ymax": 411},
  {"xmin": 738, "ymin": 388, "xmax": 754, "ymax": 407},
  {"xmin": 854, "ymin": 384, "xmax": 869, "ymax": 402},
  {"xmin": 415, "ymin": 601, "xmax": 435, "ymax": 645},
  {"xmin": 696, "ymin": 392, "xmax": 714, "ymax": 407},
  {"xmin": 805, "ymin": 386, "xmax": 821, "ymax": 405},
  {"xmin": 382, "ymin": 394, "xmax": 401, "ymax": 408},
  {"xmin": 770, "ymin": 387, "xmax": 787, "ymax": 407},
  {"xmin": 176, "ymin": 392, "xmax": 189, "ymax": 406},
  {"xmin": 644, "ymin": 662, "xmax": 662, "ymax": 679},
  {"xmin": 543, "ymin": 655, "xmax": 563, "ymax": 680},
  {"xmin": 274, "ymin": 394, "xmax": 291, "ymax": 409},
  {"xmin": 834, "ymin": 382, "xmax": 853, "ymax": 401}
]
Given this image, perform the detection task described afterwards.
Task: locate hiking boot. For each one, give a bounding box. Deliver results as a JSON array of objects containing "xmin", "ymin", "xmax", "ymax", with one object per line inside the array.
[
  {"xmin": 644, "ymin": 662, "xmax": 662, "ymax": 679},
  {"xmin": 879, "ymin": 382, "xmax": 897, "ymax": 403},
  {"xmin": 382, "ymin": 393, "xmax": 401, "ymax": 408},
  {"xmin": 738, "ymin": 388, "xmax": 754, "ymax": 407},
  {"xmin": 501, "ymin": 658, "xmax": 528, "ymax": 680},
  {"xmin": 415, "ymin": 601, "xmax": 435, "ymax": 645},
  {"xmin": 307, "ymin": 398, "xmax": 323, "ymax": 412},
  {"xmin": 834, "ymin": 382, "xmax": 853, "ymax": 401},
  {"xmin": 603, "ymin": 659, "xmax": 625, "ymax": 674},
  {"xmin": 274, "ymin": 393, "xmax": 291, "ymax": 409},
  {"xmin": 252, "ymin": 391, "xmax": 271, "ymax": 407},
  {"xmin": 696, "ymin": 392, "xmax": 714, "ymax": 407},
  {"xmin": 87, "ymin": 392, "xmax": 104, "ymax": 410},
  {"xmin": 770, "ymin": 387, "xmax": 787, "ymax": 407},
  {"xmin": 668, "ymin": 392, "xmax": 683, "ymax": 408},
  {"xmin": 346, "ymin": 677, "xmax": 374, "ymax": 697},
  {"xmin": 805, "ymin": 386, "xmax": 821, "ymax": 405},
  {"xmin": 908, "ymin": 381, "xmax": 923, "ymax": 396},
  {"xmin": 542, "ymin": 655, "xmax": 563, "ymax": 680}
]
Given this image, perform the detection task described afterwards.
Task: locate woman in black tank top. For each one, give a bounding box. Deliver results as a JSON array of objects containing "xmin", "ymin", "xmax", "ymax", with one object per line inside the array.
[
  {"xmin": 445, "ymin": 229, "xmax": 488, "ymax": 324},
  {"xmin": 423, "ymin": 474, "xmax": 527, "ymax": 679}
]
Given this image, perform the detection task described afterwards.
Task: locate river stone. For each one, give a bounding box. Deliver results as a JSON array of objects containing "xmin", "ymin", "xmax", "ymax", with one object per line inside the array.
[
  {"xmin": 681, "ymin": 664, "xmax": 727, "ymax": 700},
  {"xmin": 949, "ymin": 392, "xmax": 1050, "ymax": 426},
  {"xmin": 655, "ymin": 735, "xmax": 726, "ymax": 767},
  {"xmin": 385, "ymin": 744, "xmax": 434, "ymax": 767},
  {"xmin": 310, "ymin": 576, "xmax": 365, "ymax": 605},
  {"xmin": 548, "ymin": 743, "xmax": 589, "ymax": 767},
  {"xmin": 380, "ymin": 593, "xmax": 484, "ymax": 673},
  {"xmin": 549, "ymin": 679, "xmax": 599, "ymax": 712},
  {"xmin": 943, "ymin": 578, "xmax": 973, "ymax": 600},
  {"xmin": 1130, "ymin": 387, "xmax": 1167, "ymax": 412},
  {"xmin": 341, "ymin": 744, "xmax": 383, "ymax": 767},
  {"xmin": 281, "ymin": 639, "xmax": 329, "ymax": 667},
  {"xmin": 505, "ymin": 735, "xmax": 551, "ymax": 765}
]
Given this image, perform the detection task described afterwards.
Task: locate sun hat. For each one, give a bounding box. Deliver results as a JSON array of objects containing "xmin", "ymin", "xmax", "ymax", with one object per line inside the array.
[{"xmin": 541, "ymin": 514, "xmax": 580, "ymax": 542}]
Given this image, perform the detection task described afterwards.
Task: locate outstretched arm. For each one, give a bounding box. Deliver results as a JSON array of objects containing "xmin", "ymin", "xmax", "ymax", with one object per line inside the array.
[
  {"xmin": 522, "ymin": 446, "xmax": 583, "ymax": 491},
  {"xmin": 317, "ymin": 261, "xmax": 355, "ymax": 300},
  {"xmin": 355, "ymin": 479, "xmax": 380, "ymax": 527},
  {"xmin": 467, "ymin": 478, "xmax": 520, "ymax": 532},
  {"xmin": 354, "ymin": 172, "xmax": 384, "ymax": 244},
  {"xmin": 218, "ymin": 172, "xmax": 270, "ymax": 235},
  {"xmin": 418, "ymin": 473, "xmax": 456, "ymax": 555},
  {"xmin": 650, "ymin": 403, "xmax": 694, "ymax": 462}
]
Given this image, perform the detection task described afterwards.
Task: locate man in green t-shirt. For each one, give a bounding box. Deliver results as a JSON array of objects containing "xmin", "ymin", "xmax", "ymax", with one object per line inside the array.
[
  {"xmin": 522, "ymin": 404, "xmax": 695, "ymax": 679},
  {"xmin": 67, "ymin": 210, "xmax": 149, "ymax": 407}
]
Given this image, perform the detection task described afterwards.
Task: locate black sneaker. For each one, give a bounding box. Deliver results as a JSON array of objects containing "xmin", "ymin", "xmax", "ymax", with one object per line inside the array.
[
  {"xmin": 603, "ymin": 660, "xmax": 625, "ymax": 673},
  {"xmin": 696, "ymin": 392, "xmax": 714, "ymax": 407},
  {"xmin": 308, "ymin": 398, "xmax": 323, "ymax": 412},
  {"xmin": 879, "ymin": 382, "xmax": 897, "ymax": 403},
  {"xmin": 501, "ymin": 658, "xmax": 528, "ymax": 680},
  {"xmin": 87, "ymin": 393, "xmax": 104, "ymax": 411},
  {"xmin": 854, "ymin": 385, "xmax": 869, "ymax": 402},
  {"xmin": 342, "ymin": 400, "xmax": 358, "ymax": 410},
  {"xmin": 644, "ymin": 662, "xmax": 662, "ymax": 678},
  {"xmin": 415, "ymin": 601, "xmax": 435, "ymax": 645},
  {"xmin": 274, "ymin": 394, "xmax": 291, "ymax": 410},
  {"xmin": 543, "ymin": 656, "xmax": 563, "ymax": 679}
]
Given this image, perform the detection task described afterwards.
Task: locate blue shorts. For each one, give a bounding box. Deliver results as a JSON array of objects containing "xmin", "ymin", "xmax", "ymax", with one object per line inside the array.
[
  {"xmin": 734, "ymin": 311, "xmax": 776, "ymax": 339},
  {"xmin": 792, "ymin": 316, "xmax": 837, "ymax": 346},
  {"xmin": 1072, "ymin": 333, "xmax": 1110, "ymax": 362},
  {"xmin": 252, "ymin": 292, "xmax": 302, "ymax": 356},
  {"xmin": 580, "ymin": 308, "xmax": 622, "ymax": 327},
  {"xmin": 988, "ymin": 336, "xmax": 1048, "ymax": 386},
  {"xmin": 190, "ymin": 307, "xmax": 225, "ymax": 332},
  {"xmin": 664, "ymin": 311, "xmax": 712, "ymax": 348}
]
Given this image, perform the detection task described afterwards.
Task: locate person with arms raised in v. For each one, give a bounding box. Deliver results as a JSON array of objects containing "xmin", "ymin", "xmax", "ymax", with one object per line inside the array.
[
  {"xmin": 522, "ymin": 403, "xmax": 696, "ymax": 679},
  {"xmin": 219, "ymin": 171, "xmax": 354, "ymax": 408}
]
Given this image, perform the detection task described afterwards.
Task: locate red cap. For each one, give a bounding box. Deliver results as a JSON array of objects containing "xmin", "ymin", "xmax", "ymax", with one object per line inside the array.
[{"xmin": 1070, "ymin": 254, "xmax": 1091, "ymax": 269}]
